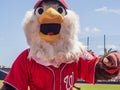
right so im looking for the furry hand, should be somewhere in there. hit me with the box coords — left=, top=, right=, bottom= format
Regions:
left=102, top=52, right=120, bottom=69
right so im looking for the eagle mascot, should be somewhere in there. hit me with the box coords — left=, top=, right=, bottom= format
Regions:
left=1, top=0, right=120, bottom=90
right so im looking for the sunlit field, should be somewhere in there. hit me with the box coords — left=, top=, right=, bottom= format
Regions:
left=0, top=80, right=3, bottom=88
left=73, top=83, right=120, bottom=90
left=0, top=80, right=3, bottom=85
left=0, top=81, right=120, bottom=90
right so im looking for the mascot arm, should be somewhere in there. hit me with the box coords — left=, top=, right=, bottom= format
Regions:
left=78, top=52, right=99, bottom=83
left=95, top=51, right=120, bottom=80
left=0, top=49, right=29, bottom=90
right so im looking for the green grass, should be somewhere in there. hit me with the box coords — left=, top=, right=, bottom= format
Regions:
left=0, top=82, right=119, bottom=90
left=74, top=84, right=120, bottom=90
left=0, top=80, right=3, bottom=85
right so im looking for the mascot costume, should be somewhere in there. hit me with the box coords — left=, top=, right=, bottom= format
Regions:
left=1, top=0, right=120, bottom=90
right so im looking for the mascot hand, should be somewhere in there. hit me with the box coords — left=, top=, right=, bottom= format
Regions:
left=95, top=51, right=120, bottom=80
left=102, top=52, right=120, bottom=68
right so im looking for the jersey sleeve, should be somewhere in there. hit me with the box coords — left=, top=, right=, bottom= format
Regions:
left=78, top=51, right=99, bottom=83
left=4, top=49, right=30, bottom=90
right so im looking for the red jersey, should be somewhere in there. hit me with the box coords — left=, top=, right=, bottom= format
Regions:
left=4, top=49, right=98, bottom=90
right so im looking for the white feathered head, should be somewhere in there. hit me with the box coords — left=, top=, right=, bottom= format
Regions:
left=22, top=0, right=85, bottom=67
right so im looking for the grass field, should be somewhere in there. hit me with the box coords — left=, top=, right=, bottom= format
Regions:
left=74, top=83, right=120, bottom=90
left=0, top=81, right=120, bottom=90
left=0, top=80, right=3, bottom=85
left=0, top=80, right=3, bottom=88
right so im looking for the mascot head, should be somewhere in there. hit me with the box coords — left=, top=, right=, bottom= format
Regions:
left=23, top=0, right=85, bottom=67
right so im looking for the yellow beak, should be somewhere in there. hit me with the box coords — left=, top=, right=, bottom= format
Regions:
left=38, top=8, right=63, bottom=42
left=39, top=8, right=63, bottom=24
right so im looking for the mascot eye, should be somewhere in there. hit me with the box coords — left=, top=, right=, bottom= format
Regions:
left=57, top=6, right=67, bottom=16
left=35, top=7, right=44, bottom=17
